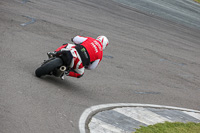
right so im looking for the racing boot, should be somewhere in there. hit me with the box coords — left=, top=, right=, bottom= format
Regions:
left=60, top=70, right=70, bottom=80
left=60, top=74, right=65, bottom=80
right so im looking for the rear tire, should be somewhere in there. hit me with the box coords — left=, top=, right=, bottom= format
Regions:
left=35, top=58, right=63, bottom=77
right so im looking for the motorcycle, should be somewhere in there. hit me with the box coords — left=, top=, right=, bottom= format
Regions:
left=35, top=52, right=69, bottom=78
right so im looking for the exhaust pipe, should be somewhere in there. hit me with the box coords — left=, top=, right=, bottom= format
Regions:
left=54, top=66, right=67, bottom=77
left=60, top=66, right=67, bottom=71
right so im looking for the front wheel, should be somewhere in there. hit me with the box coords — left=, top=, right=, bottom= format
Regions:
left=35, top=58, right=63, bottom=77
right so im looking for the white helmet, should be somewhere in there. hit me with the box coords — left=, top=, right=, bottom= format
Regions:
left=96, top=35, right=109, bottom=50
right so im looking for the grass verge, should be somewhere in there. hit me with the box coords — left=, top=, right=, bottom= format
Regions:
left=194, top=0, right=200, bottom=3
left=134, top=122, right=200, bottom=133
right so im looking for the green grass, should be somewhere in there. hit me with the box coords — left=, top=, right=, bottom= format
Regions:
left=194, top=0, right=200, bottom=3
left=134, top=122, right=200, bottom=133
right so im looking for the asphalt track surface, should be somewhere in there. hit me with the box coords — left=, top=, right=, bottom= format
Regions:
left=1, top=0, right=200, bottom=133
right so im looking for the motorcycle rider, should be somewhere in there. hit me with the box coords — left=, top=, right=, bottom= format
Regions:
left=47, top=35, right=109, bottom=79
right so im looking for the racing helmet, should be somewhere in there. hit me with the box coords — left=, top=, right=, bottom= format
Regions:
left=96, top=35, right=109, bottom=50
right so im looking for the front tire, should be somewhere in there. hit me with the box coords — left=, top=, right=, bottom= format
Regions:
left=35, top=58, right=63, bottom=77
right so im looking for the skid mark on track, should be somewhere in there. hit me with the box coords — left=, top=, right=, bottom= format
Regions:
left=160, top=58, right=186, bottom=66
left=103, top=55, right=114, bottom=59
left=134, top=91, right=161, bottom=95
left=21, top=0, right=29, bottom=4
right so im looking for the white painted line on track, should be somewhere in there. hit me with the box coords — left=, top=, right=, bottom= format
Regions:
left=183, top=111, right=200, bottom=120
left=20, top=16, right=36, bottom=26
left=79, top=103, right=200, bottom=133
left=114, top=107, right=171, bottom=125
left=89, top=118, right=127, bottom=133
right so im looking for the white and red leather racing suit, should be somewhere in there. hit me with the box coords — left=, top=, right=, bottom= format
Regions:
left=55, top=36, right=103, bottom=78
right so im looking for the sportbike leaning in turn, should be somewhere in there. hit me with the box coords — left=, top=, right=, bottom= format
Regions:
left=35, top=35, right=109, bottom=80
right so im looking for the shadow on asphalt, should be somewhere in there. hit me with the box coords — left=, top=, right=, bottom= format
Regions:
left=36, top=76, right=79, bottom=89
left=34, top=74, right=91, bottom=94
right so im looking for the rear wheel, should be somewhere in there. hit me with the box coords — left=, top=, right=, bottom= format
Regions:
left=35, top=58, right=63, bottom=77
